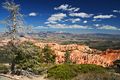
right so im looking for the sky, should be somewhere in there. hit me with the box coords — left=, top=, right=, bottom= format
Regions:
left=0, top=0, right=120, bottom=34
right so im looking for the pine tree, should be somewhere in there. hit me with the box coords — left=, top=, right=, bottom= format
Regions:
left=42, top=45, right=55, bottom=63
left=64, top=50, right=71, bottom=64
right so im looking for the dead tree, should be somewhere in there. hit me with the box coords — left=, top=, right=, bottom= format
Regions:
left=2, top=0, right=26, bottom=38
left=2, top=0, right=26, bottom=74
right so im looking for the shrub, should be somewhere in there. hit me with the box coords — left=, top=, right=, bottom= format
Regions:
left=74, top=64, right=106, bottom=73
left=0, top=64, right=9, bottom=74
left=47, top=64, right=77, bottom=80
left=112, top=60, right=120, bottom=73
left=47, top=64, right=106, bottom=80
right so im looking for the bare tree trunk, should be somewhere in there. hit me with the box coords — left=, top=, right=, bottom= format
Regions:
left=11, top=59, right=15, bottom=74
left=10, top=40, right=16, bottom=74
left=2, top=1, right=26, bottom=75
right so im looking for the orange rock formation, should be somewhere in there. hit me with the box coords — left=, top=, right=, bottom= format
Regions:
left=0, top=37, right=120, bottom=67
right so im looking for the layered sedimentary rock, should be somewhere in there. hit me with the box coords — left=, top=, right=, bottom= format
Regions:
left=0, top=37, right=120, bottom=67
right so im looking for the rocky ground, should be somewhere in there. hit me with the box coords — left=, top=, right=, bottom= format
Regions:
left=19, top=75, right=47, bottom=80
left=0, top=74, right=47, bottom=80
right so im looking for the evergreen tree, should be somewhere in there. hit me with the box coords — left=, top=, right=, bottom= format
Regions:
left=42, top=45, right=55, bottom=63
left=64, top=50, right=71, bottom=64
left=0, top=41, right=44, bottom=74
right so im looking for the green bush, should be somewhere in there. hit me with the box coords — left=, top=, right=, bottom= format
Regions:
left=74, top=64, right=106, bottom=73
left=47, top=64, right=106, bottom=80
left=112, top=60, right=120, bottom=73
left=0, top=64, right=9, bottom=74
left=47, top=64, right=77, bottom=80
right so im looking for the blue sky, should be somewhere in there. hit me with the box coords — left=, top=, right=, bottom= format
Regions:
left=0, top=0, right=120, bottom=34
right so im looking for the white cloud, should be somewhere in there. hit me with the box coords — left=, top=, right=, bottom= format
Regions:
left=54, top=4, right=80, bottom=12
left=98, top=25, right=119, bottom=30
left=54, top=4, right=68, bottom=11
left=29, top=12, right=37, bottom=16
left=33, top=26, right=48, bottom=29
left=47, top=23, right=88, bottom=29
left=94, top=15, right=115, bottom=19
left=71, top=18, right=81, bottom=23
left=94, top=24, right=100, bottom=27
left=47, top=13, right=67, bottom=23
left=92, top=19, right=102, bottom=22
left=113, top=10, right=120, bottom=13
left=65, top=18, right=81, bottom=23
left=69, top=12, right=93, bottom=18
left=83, top=20, right=88, bottom=23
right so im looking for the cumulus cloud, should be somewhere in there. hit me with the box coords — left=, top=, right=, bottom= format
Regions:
left=92, top=19, right=102, bottom=22
left=54, top=4, right=80, bottom=12
left=65, top=18, right=81, bottom=23
left=94, top=24, right=100, bottom=27
left=47, top=13, right=67, bottom=23
left=47, top=23, right=88, bottom=29
left=98, top=25, right=119, bottom=30
left=69, top=12, right=93, bottom=18
left=34, top=26, right=48, bottom=29
left=113, top=10, right=120, bottom=13
left=94, top=15, right=115, bottom=19
left=29, top=12, right=38, bottom=16
left=83, top=20, right=88, bottom=23
left=54, top=4, right=68, bottom=11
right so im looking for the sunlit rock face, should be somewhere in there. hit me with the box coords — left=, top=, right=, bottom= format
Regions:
left=35, top=41, right=120, bottom=67
left=47, top=45, right=120, bottom=67
left=0, top=37, right=120, bottom=67
left=69, top=49, right=120, bottom=67
left=70, top=50, right=106, bottom=67
left=100, top=49, right=120, bottom=66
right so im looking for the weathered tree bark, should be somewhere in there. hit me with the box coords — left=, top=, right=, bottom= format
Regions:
left=11, top=59, right=15, bottom=74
